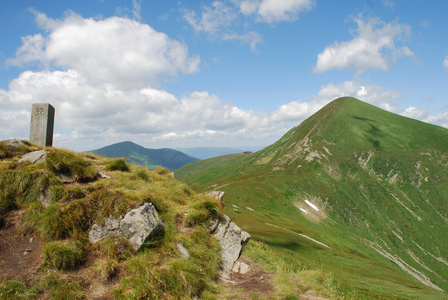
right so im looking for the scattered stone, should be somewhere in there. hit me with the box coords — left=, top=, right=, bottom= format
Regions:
left=39, top=188, right=51, bottom=207
left=213, top=214, right=251, bottom=280
left=18, top=150, right=47, bottom=164
left=232, top=261, right=250, bottom=274
left=176, top=242, right=190, bottom=258
left=208, top=191, right=225, bottom=202
left=4, top=139, right=30, bottom=147
left=99, top=171, right=111, bottom=179
left=89, top=203, right=164, bottom=251
left=57, top=173, right=75, bottom=183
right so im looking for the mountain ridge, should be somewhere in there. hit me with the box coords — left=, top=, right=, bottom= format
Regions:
left=175, top=97, right=448, bottom=298
left=89, top=140, right=200, bottom=170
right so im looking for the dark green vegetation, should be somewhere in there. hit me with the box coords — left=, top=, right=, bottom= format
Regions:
left=90, top=141, right=199, bottom=170
left=0, top=142, right=223, bottom=299
left=175, top=97, right=448, bottom=299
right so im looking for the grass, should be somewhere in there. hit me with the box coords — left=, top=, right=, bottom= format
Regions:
left=0, top=144, right=227, bottom=299
left=176, top=97, right=448, bottom=299
left=43, top=240, right=84, bottom=270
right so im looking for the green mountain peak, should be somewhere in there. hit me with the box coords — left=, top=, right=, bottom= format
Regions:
left=176, top=97, right=448, bottom=298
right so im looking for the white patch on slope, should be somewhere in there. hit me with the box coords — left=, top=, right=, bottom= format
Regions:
left=305, top=200, right=320, bottom=212
left=365, top=240, right=444, bottom=292
left=299, top=208, right=309, bottom=214
left=265, top=223, right=330, bottom=248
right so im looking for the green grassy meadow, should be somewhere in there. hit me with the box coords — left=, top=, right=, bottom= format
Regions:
left=175, top=97, right=448, bottom=299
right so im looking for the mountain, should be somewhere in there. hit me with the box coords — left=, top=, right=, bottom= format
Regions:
left=175, top=97, right=448, bottom=298
left=89, top=141, right=199, bottom=170
left=175, top=147, right=259, bottom=160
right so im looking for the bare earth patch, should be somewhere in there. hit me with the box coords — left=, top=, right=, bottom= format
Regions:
left=0, top=210, right=42, bottom=283
left=223, top=255, right=274, bottom=299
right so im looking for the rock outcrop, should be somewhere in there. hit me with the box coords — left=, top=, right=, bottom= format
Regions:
left=208, top=191, right=251, bottom=280
left=18, top=150, right=47, bottom=164
left=89, top=203, right=164, bottom=251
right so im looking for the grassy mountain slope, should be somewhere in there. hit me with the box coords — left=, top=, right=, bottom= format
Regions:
left=175, top=97, right=448, bottom=298
left=175, top=147, right=255, bottom=160
left=90, top=141, right=199, bottom=170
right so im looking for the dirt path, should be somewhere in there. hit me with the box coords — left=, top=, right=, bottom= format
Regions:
left=222, top=255, right=274, bottom=299
left=0, top=211, right=42, bottom=283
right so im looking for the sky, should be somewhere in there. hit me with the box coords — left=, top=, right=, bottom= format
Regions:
left=0, top=0, right=447, bottom=151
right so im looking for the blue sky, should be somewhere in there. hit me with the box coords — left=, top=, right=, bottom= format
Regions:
left=1, top=0, right=447, bottom=151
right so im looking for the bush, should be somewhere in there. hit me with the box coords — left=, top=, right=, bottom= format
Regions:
left=43, top=240, right=84, bottom=270
left=105, top=158, right=130, bottom=172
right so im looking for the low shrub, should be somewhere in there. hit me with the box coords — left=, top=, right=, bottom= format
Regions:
left=43, top=240, right=84, bottom=270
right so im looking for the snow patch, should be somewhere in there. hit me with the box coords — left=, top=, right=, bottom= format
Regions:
left=300, top=208, right=309, bottom=214
left=246, top=207, right=254, bottom=212
left=305, top=200, right=320, bottom=212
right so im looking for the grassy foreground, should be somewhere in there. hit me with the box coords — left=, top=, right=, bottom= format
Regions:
left=0, top=142, right=223, bottom=299
left=0, top=141, right=354, bottom=299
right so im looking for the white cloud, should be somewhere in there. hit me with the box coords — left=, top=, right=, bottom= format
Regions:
left=444, top=56, right=448, bottom=69
left=183, top=1, right=238, bottom=35
left=315, top=80, right=402, bottom=111
left=222, top=32, right=262, bottom=51
left=314, top=16, right=414, bottom=73
left=402, top=106, right=448, bottom=128
left=183, top=0, right=313, bottom=50
left=8, top=12, right=200, bottom=90
left=236, top=0, right=314, bottom=23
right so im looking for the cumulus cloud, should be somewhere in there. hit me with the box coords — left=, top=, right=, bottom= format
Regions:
left=7, top=12, right=200, bottom=90
left=314, top=16, right=414, bottom=73
left=316, top=80, right=402, bottom=111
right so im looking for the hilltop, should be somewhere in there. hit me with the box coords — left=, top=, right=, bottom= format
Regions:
left=89, top=141, right=199, bottom=170
left=175, top=97, right=448, bottom=298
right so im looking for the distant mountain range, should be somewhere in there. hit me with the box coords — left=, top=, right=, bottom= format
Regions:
left=175, top=97, right=448, bottom=297
left=89, top=141, right=199, bottom=170
left=175, top=146, right=262, bottom=160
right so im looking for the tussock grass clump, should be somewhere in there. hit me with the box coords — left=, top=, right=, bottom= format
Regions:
left=43, top=240, right=84, bottom=270
left=37, top=273, right=85, bottom=299
left=0, top=278, right=39, bottom=300
left=114, top=227, right=221, bottom=299
left=104, top=158, right=130, bottom=172
left=94, top=258, right=120, bottom=280
left=46, top=149, right=99, bottom=182
left=184, top=195, right=223, bottom=227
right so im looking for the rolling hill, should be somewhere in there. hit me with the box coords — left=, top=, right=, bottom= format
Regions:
left=89, top=141, right=199, bottom=170
left=175, top=97, right=448, bottom=298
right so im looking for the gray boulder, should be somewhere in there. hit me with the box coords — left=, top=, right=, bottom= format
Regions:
left=120, top=203, right=164, bottom=250
left=89, top=217, right=121, bottom=243
left=89, top=203, right=164, bottom=251
left=18, top=150, right=47, bottom=164
left=214, top=214, right=251, bottom=280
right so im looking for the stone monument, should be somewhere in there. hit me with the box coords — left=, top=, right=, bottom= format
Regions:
left=29, top=103, right=55, bottom=147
